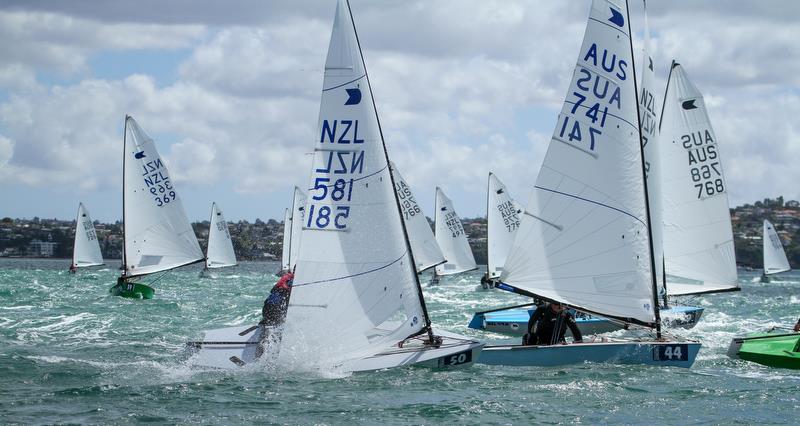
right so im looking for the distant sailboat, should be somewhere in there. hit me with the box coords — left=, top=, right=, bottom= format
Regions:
left=433, top=187, right=477, bottom=283
left=280, top=208, right=292, bottom=274
left=486, top=173, right=522, bottom=286
left=761, top=219, right=791, bottom=282
left=477, top=0, right=700, bottom=368
left=111, top=116, right=204, bottom=299
left=279, top=187, right=306, bottom=275
left=189, top=0, right=482, bottom=372
left=70, top=202, right=104, bottom=272
left=392, top=162, right=445, bottom=273
left=658, top=61, right=739, bottom=300
left=201, top=202, right=237, bottom=277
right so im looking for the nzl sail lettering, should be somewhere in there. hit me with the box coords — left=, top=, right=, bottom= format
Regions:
left=396, top=180, right=422, bottom=221
left=681, top=129, right=724, bottom=199
left=307, top=118, right=366, bottom=230
left=558, top=42, right=627, bottom=153
left=639, top=83, right=657, bottom=178
left=445, top=211, right=465, bottom=238
left=140, top=156, right=176, bottom=207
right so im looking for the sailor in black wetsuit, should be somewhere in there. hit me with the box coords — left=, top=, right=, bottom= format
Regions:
left=523, top=302, right=583, bottom=346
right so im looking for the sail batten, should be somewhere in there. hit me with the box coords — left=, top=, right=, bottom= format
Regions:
left=122, top=116, right=203, bottom=277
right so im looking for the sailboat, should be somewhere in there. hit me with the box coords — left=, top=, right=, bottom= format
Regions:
left=657, top=61, right=739, bottom=311
left=485, top=173, right=522, bottom=286
left=761, top=219, right=791, bottom=282
left=188, top=0, right=482, bottom=372
left=392, top=162, right=446, bottom=273
left=477, top=0, right=700, bottom=367
left=200, top=202, right=237, bottom=277
left=69, top=202, right=104, bottom=272
left=110, top=115, right=204, bottom=299
left=278, top=187, right=306, bottom=276
left=432, top=187, right=477, bottom=283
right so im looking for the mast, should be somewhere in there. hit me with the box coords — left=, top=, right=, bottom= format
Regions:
left=626, top=0, right=661, bottom=338
left=485, top=174, right=491, bottom=279
left=72, top=203, right=81, bottom=267
left=344, top=0, right=434, bottom=342
left=657, top=60, right=676, bottom=133
left=205, top=202, right=215, bottom=268
left=121, top=115, right=129, bottom=277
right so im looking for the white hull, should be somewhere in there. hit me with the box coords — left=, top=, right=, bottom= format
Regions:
left=187, top=325, right=483, bottom=372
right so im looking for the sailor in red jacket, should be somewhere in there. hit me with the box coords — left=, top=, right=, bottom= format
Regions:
left=260, top=272, right=294, bottom=327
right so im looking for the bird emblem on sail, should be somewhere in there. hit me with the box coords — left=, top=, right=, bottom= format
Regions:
left=134, top=151, right=146, bottom=159
left=608, top=8, right=624, bottom=27
left=682, top=99, right=698, bottom=110
left=345, top=87, right=362, bottom=105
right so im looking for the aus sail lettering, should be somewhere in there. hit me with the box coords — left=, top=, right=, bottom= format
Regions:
left=681, top=129, right=725, bottom=199
left=496, top=200, right=520, bottom=232
left=140, top=156, right=176, bottom=207
left=395, top=180, right=422, bottom=220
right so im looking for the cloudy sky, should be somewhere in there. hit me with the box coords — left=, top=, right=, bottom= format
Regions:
left=0, top=0, right=798, bottom=223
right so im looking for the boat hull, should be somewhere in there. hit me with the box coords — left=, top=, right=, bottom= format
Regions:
left=478, top=340, right=700, bottom=368
left=187, top=325, right=483, bottom=372
left=728, top=332, right=800, bottom=369
left=109, top=282, right=154, bottom=299
left=470, top=305, right=703, bottom=336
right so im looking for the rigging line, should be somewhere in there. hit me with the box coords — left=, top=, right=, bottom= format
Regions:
left=535, top=185, right=645, bottom=227
left=587, top=16, right=629, bottom=38
left=321, top=74, right=366, bottom=92
left=537, top=164, right=634, bottom=220
left=540, top=196, right=629, bottom=257
left=564, top=98, right=637, bottom=130
left=291, top=252, right=406, bottom=287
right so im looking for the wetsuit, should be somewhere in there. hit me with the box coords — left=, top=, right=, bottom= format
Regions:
left=260, top=273, right=293, bottom=327
left=523, top=304, right=583, bottom=345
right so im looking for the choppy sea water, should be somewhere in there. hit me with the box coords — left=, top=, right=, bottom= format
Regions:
left=0, top=258, right=798, bottom=424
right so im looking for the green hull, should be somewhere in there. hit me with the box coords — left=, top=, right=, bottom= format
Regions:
left=109, top=282, right=155, bottom=299
left=737, top=333, right=800, bottom=369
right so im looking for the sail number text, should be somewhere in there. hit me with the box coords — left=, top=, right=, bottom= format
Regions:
left=444, top=211, right=466, bottom=239
left=681, top=129, right=725, bottom=199
left=306, top=119, right=366, bottom=230
left=141, top=158, right=176, bottom=207
left=396, top=179, right=422, bottom=221
left=82, top=219, right=97, bottom=241
left=496, top=200, right=521, bottom=232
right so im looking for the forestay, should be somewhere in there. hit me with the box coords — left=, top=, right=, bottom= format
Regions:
left=659, top=63, right=738, bottom=295
left=288, top=187, right=306, bottom=272
left=763, top=220, right=790, bottom=275
left=434, top=187, right=478, bottom=276
left=72, top=202, right=104, bottom=267
left=501, top=0, right=657, bottom=325
left=281, top=208, right=291, bottom=271
left=392, top=162, right=445, bottom=273
left=206, top=202, right=237, bottom=269
left=487, top=173, right=522, bottom=279
left=280, top=0, right=428, bottom=366
left=122, top=116, right=204, bottom=277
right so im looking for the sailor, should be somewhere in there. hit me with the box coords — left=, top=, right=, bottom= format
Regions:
left=259, top=272, right=294, bottom=327
left=523, top=302, right=583, bottom=346
left=480, top=274, right=490, bottom=289
left=68, top=264, right=77, bottom=274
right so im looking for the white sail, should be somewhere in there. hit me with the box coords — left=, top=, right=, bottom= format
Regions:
left=434, top=187, right=478, bottom=276
left=763, top=219, right=790, bottom=275
left=122, top=116, right=204, bottom=277
left=392, top=162, right=445, bottom=273
left=72, top=202, right=104, bottom=267
left=487, top=173, right=522, bottom=279
left=638, top=2, right=665, bottom=294
left=658, top=63, right=738, bottom=296
left=288, top=187, right=306, bottom=272
left=205, top=202, right=237, bottom=269
left=281, top=0, right=428, bottom=365
left=501, top=0, right=657, bottom=325
left=281, top=208, right=291, bottom=272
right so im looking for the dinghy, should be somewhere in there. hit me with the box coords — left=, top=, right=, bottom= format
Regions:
left=392, top=163, right=445, bottom=273
left=69, top=202, right=104, bottom=272
left=485, top=173, right=522, bottom=287
left=278, top=187, right=306, bottom=276
left=760, top=219, right=791, bottom=282
left=110, top=116, right=204, bottom=299
left=188, top=0, right=482, bottom=372
left=200, top=202, right=237, bottom=278
left=433, top=187, right=477, bottom=283
left=477, top=0, right=700, bottom=368
left=656, top=60, right=739, bottom=323
left=728, top=331, right=800, bottom=370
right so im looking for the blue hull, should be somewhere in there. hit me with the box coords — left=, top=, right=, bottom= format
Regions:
left=479, top=341, right=700, bottom=368
left=469, top=305, right=704, bottom=336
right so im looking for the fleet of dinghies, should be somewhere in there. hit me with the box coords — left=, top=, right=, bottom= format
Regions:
left=60, top=0, right=796, bottom=373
